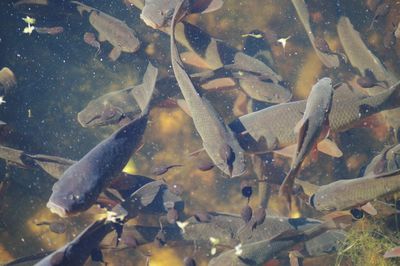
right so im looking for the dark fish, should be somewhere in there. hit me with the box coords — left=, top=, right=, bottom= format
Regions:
left=151, top=164, right=182, bottom=175
left=196, top=160, right=215, bottom=171
left=279, top=78, right=335, bottom=205
left=47, top=112, right=149, bottom=217
left=170, top=0, right=246, bottom=178
left=83, top=32, right=100, bottom=55
left=35, top=219, right=113, bottom=266
left=140, top=0, right=223, bottom=29
left=78, top=62, right=158, bottom=127
left=241, top=205, right=252, bottom=223
left=36, top=221, right=67, bottom=234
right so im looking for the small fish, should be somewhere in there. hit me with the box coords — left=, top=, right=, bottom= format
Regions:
left=34, top=26, right=63, bottom=35
left=151, top=164, right=182, bottom=175
left=83, top=32, right=101, bottom=55
left=279, top=78, right=335, bottom=205
left=71, top=1, right=140, bottom=61
left=47, top=70, right=154, bottom=217
left=0, top=67, right=16, bottom=92
left=241, top=205, right=252, bottom=223
left=35, top=219, right=113, bottom=266
left=140, top=0, right=223, bottom=29
left=197, top=160, right=215, bottom=171
left=309, top=168, right=400, bottom=213
left=170, top=0, right=246, bottom=178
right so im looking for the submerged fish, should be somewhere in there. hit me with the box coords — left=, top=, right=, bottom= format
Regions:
left=230, top=81, right=400, bottom=154
left=170, top=0, right=245, bottom=178
left=0, top=67, right=16, bottom=92
left=83, top=32, right=101, bottom=55
left=71, top=1, right=140, bottom=61
left=35, top=219, right=113, bottom=266
left=78, top=62, right=158, bottom=127
left=279, top=78, right=335, bottom=204
left=309, top=168, right=400, bottom=212
left=140, top=0, right=223, bottom=29
left=34, top=26, right=64, bottom=35
left=364, top=144, right=400, bottom=176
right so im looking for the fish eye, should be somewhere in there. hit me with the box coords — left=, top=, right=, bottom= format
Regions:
left=350, top=208, right=364, bottom=220
left=309, top=194, right=315, bottom=208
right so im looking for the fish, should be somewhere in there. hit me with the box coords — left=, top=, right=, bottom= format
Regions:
left=291, top=0, right=340, bottom=68
left=34, top=219, right=114, bottom=266
left=47, top=65, right=156, bottom=217
left=33, top=26, right=63, bottom=35
left=369, top=3, right=390, bottom=29
left=279, top=78, right=335, bottom=205
left=337, top=16, right=400, bottom=141
left=78, top=62, right=158, bottom=127
left=36, top=221, right=67, bottom=234
left=140, top=0, right=223, bottom=29
left=71, top=1, right=140, bottom=61
left=170, top=0, right=245, bottom=178
left=229, top=81, right=400, bottom=154
left=364, top=144, right=400, bottom=176
left=208, top=219, right=340, bottom=266
left=309, top=168, right=400, bottom=213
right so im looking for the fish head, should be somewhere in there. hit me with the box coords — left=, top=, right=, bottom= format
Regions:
left=78, top=101, right=126, bottom=127
left=238, top=75, right=292, bottom=103
left=140, top=0, right=177, bottom=29
left=47, top=174, right=102, bottom=217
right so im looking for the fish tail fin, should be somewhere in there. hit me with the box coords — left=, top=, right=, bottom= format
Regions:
left=71, top=1, right=92, bottom=16
left=132, top=62, right=158, bottom=117
left=279, top=167, right=299, bottom=209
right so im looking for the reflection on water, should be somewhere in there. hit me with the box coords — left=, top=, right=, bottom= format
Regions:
left=0, top=0, right=400, bottom=265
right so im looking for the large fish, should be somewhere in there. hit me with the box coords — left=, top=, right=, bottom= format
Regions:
left=78, top=63, right=159, bottom=127
left=170, top=0, right=245, bottom=178
left=140, top=0, right=223, bottom=29
left=71, top=1, right=140, bottom=61
left=364, top=144, right=400, bottom=176
left=47, top=64, right=157, bottom=217
left=34, top=219, right=113, bottom=266
left=279, top=78, right=335, bottom=204
left=230, top=81, right=400, bottom=154
left=309, top=168, right=400, bottom=212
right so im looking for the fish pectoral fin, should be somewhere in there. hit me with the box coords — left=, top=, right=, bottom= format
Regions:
left=316, top=139, right=343, bottom=158
left=321, top=211, right=353, bottom=229
left=274, top=144, right=297, bottom=159
left=109, top=47, right=121, bottom=61
left=131, top=62, right=158, bottom=113
left=90, top=247, right=104, bottom=262
left=360, top=202, right=378, bottom=216
left=191, top=0, right=224, bottom=14
left=294, top=118, right=305, bottom=135
left=180, top=51, right=212, bottom=69
left=176, top=99, right=192, bottom=117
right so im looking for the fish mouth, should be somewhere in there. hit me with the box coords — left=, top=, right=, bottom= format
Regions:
left=47, top=201, right=70, bottom=218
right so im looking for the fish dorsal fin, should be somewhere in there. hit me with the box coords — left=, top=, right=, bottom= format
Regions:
left=71, top=1, right=94, bottom=15
left=180, top=51, right=212, bottom=69
left=360, top=202, right=377, bottom=216
left=130, top=180, right=165, bottom=206
left=190, top=0, right=224, bottom=14
left=176, top=99, right=192, bottom=117
left=333, top=83, right=367, bottom=100
left=316, top=139, right=343, bottom=158
left=131, top=62, right=158, bottom=115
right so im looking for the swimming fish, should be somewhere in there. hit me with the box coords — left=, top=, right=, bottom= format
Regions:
left=35, top=219, right=114, bottom=266
left=279, top=78, right=335, bottom=205
left=140, top=0, right=223, bottom=29
left=170, top=0, right=245, bottom=178
left=34, top=26, right=64, bottom=35
left=364, top=144, right=400, bottom=176
left=71, top=1, right=140, bottom=61
left=0, top=67, right=17, bottom=92
left=78, top=62, right=158, bottom=127
left=309, top=168, right=400, bottom=213
left=229, top=81, right=400, bottom=154
left=83, top=32, right=101, bottom=55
